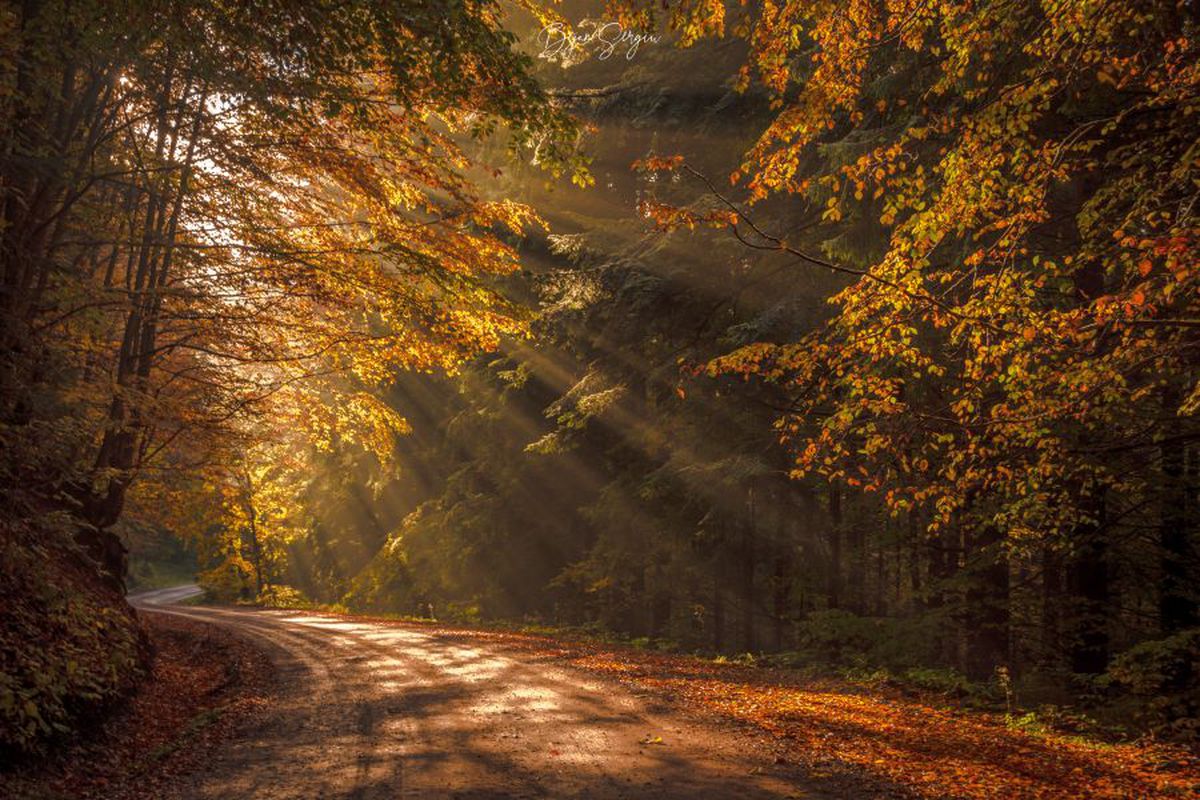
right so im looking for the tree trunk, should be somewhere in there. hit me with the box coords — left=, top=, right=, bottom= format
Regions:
left=908, top=510, right=923, bottom=605
left=848, top=510, right=865, bottom=614
left=827, top=481, right=842, bottom=609
left=773, top=497, right=791, bottom=651
left=75, top=525, right=127, bottom=591
left=712, top=547, right=725, bottom=652
left=1068, top=487, right=1110, bottom=675
left=964, top=524, right=1010, bottom=680
left=1159, top=387, right=1198, bottom=633
left=929, top=524, right=960, bottom=667
left=741, top=486, right=756, bottom=652
left=1041, top=544, right=1063, bottom=668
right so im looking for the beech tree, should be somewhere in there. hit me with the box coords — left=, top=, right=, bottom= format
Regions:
left=631, top=0, right=1198, bottom=677
left=0, top=0, right=582, bottom=586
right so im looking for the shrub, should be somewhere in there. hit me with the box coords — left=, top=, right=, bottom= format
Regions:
left=794, top=609, right=880, bottom=665
left=900, top=667, right=974, bottom=696
left=197, top=558, right=253, bottom=603
left=0, top=523, right=144, bottom=757
left=1106, top=628, right=1200, bottom=740
left=792, top=609, right=947, bottom=671
left=256, top=585, right=315, bottom=609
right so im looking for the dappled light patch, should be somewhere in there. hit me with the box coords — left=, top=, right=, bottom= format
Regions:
left=363, top=616, right=1200, bottom=800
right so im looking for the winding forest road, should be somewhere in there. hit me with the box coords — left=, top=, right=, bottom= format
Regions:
left=130, top=587, right=824, bottom=800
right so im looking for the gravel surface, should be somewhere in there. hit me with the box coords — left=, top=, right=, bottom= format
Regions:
left=131, top=587, right=825, bottom=799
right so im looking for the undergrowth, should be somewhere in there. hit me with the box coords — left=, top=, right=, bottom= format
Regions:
left=0, top=518, right=145, bottom=759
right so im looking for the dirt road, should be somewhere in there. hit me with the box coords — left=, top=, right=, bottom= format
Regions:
left=130, top=587, right=824, bottom=799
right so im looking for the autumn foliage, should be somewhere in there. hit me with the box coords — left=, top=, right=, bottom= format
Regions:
left=0, top=0, right=577, bottom=753
left=624, top=0, right=1200, bottom=695
left=2, top=0, right=1198, bottom=775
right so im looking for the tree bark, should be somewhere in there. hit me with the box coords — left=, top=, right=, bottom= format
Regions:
left=773, top=494, right=792, bottom=650
left=1159, top=386, right=1198, bottom=633
left=1041, top=544, right=1063, bottom=668
left=1068, top=487, right=1110, bottom=675
left=741, top=486, right=756, bottom=652
left=827, top=481, right=842, bottom=610
left=712, top=545, right=725, bottom=651
left=964, top=524, right=1010, bottom=680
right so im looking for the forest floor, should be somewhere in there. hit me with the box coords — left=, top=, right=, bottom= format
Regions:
left=7, top=590, right=1200, bottom=799
left=4, top=609, right=273, bottom=800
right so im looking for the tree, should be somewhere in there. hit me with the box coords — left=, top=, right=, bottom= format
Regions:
left=630, top=0, right=1198, bottom=681
left=0, top=0, right=586, bottom=753
left=0, top=0, right=583, bottom=587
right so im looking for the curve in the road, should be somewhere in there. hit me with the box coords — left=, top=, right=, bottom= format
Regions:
left=130, top=591, right=825, bottom=800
